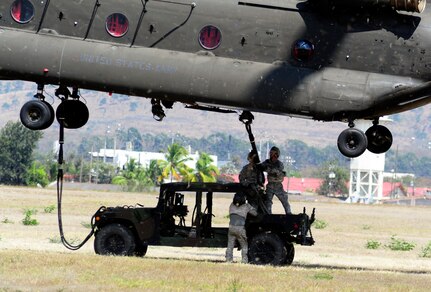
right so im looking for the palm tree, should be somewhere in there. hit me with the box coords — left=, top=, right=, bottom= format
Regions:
left=112, top=159, right=152, bottom=191
left=158, top=143, right=191, bottom=182
left=185, top=152, right=220, bottom=183
left=144, top=159, right=162, bottom=186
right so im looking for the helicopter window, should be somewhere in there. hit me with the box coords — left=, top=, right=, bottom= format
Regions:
left=10, top=0, right=34, bottom=24
left=106, top=13, right=129, bottom=38
left=198, top=25, right=222, bottom=50
left=292, top=39, right=315, bottom=62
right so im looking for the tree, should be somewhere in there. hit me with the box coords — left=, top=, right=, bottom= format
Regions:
left=112, top=159, right=150, bottom=191
left=183, top=152, right=220, bottom=183
left=26, top=161, right=49, bottom=187
left=158, top=143, right=190, bottom=182
left=316, top=160, right=349, bottom=197
left=144, top=160, right=163, bottom=186
left=0, top=121, right=42, bottom=185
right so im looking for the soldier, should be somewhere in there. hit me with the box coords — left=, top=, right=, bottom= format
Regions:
left=259, top=146, right=292, bottom=214
left=225, top=192, right=258, bottom=263
left=239, top=150, right=266, bottom=212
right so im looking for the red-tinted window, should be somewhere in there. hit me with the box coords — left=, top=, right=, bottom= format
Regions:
left=199, top=25, right=222, bottom=50
left=292, top=40, right=315, bottom=62
left=10, top=0, right=34, bottom=24
left=106, top=13, right=129, bottom=38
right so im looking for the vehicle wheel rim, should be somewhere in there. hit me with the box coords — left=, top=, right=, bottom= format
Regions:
left=252, top=241, right=276, bottom=264
left=105, top=235, right=126, bottom=254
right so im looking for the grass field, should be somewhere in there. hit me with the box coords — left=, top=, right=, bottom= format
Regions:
left=1, top=185, right=431, bottom=291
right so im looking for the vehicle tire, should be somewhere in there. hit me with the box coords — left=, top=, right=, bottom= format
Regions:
left=20, top=100, right=54, bottom=130
left=94, top=224, right=136, bottom=256
left=135, top=243, right=148, bottom=257
left=248, top=233, right=287, bottom=266
left=365, top=125, right=393, bottom=154
left=284, top=242, right=295, bottom=266
left=337, top=128, right=368, bottom=158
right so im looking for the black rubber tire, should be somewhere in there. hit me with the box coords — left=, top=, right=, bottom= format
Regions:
left=56, top=99, right=89, bottom=129
left=135, top=243, right=148, bottom=257
left=42, top=100, right=55, bottom=128
left=20, top=100, right=54, bottom=130
left=94, top=224, right=136, bottom=256
left=249, top=233, right=287, bottom=266
left=365, top=125, right=393, bottom=154
left=337, top=128, right=368, bottom=158
left=284, top=242, right=295, bottom=266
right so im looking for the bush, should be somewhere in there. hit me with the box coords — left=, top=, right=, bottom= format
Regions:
left=22, top=208, right=39, bottom=226
left=313, top=219, right=328, bottom=229
left=386, top=235, right=415, bottom=251
left=44, top=205, right=56, bottom=213
left=2, top=218, right=14, bottom=224
left=365, top=240, right=381, bottom=249
left=419, top=242, right=431, bottom=258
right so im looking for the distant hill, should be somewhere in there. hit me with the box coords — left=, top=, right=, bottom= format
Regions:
left=0, top=81, right=430, bottom=157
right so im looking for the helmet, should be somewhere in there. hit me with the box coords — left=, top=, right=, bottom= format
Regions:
left=233, top=192, right=246, bottom=206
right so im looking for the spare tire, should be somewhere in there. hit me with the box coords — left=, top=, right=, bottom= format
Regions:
left=249, top=233, right=287, bottom=266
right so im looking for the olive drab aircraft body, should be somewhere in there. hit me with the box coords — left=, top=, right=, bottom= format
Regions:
left=0, top=0, right=430, bottom=157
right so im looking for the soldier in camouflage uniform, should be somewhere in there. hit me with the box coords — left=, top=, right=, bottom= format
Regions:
left=239, top=151, right=267, bottom=213
left=225, top=192, right=258, bottom=263
left=259, top=146, right=292, bottom=215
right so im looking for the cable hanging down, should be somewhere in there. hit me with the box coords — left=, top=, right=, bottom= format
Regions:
left=56, top=117, right=95, bottom=250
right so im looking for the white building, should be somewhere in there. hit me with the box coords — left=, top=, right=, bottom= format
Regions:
left=90, top=148, right=218, bottom=170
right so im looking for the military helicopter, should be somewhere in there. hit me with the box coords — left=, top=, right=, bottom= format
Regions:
left=0, top=0, right=430, bottom=158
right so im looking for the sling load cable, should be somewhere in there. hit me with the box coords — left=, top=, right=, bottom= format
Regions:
left=56, top=117, right=98, bottom=250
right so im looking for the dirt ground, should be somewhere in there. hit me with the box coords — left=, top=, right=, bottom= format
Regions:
left=1, top=184, right=431, bottom=274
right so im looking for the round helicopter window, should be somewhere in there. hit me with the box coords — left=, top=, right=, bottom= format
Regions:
left=199, top=25, right=222, bottom=50
left=106, top=13, right=129, bottom=38
left=292, top=40, right=315, bottom=62
left=10, top=0, right=34, bottom=24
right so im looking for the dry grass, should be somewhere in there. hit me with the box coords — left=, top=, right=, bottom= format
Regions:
left=1, top=185, right=431, bottom=291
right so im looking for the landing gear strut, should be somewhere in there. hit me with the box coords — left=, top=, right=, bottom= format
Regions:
left=20, top=84, right=89, bottom=130
left=337, top=118, right=393, bottom=158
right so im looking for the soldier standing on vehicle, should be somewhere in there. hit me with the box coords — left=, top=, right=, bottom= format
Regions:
left=226, top=192, right=258, bottom=263
left=239, top=150, right=267, bottom=213
left=259, top=146, right=292, bottom=214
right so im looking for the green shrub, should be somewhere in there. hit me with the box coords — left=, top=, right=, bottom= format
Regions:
left=386, top=235, right=415, bottom=251
left=313, top=272, right=333, bottom=280
left=44, top=205, right=56, bottom=213
left=362, top=224, right=371, bottom=230
left=313, top=219, right=328, bottom=229
left=22, top=208, right=39, bottom=226
left=2, top=218, right=14, bottom=224
left=419, top=241, right=431, bottom=258
left=366, top=240, right=381, bottom=249
left=81, top=222, right=91, bottom=229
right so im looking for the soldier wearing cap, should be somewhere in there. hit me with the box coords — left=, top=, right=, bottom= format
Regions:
left=225, top=192, right=258, bottom=263
left=259, top=146, right=292, bottom=214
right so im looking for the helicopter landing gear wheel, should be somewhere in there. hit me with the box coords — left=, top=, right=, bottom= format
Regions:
left=365, top=125, right=393, bottom=154
left=20, top=99, right=55, bottom=130
left=337, top=128, right=368, bottom=158
left=56, top=99, right=89, bottom=129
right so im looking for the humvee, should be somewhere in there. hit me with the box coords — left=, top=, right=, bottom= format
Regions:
left=93, top=182, right=315, bottom=266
